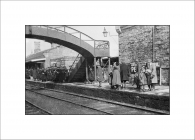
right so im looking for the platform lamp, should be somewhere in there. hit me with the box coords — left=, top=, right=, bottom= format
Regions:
left=103, top=27, right=108, bottom=37
left=102, top=27, right=119, bottom=77
left=102, top=27, right=118, bottom=37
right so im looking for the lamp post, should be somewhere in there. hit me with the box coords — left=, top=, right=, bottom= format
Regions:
left=103, top=27, right=119, bottom=77
left=103, top=27, right=108, bottom=37
left=103, top=27, right=118, bottom=37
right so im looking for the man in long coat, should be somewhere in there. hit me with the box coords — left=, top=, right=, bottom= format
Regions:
left=96, top=65, right=104, bottom=87
left=41, top=68, right=46, bottom=82
left=108, top=65, right=113, bottom=87
left=37, top=68, right=40, bottom=81
left=120, top=62, right=129, bottom=88
left=88, top=67, right=95, bottom=84
left=55, top=68, right=60, bottom=82
left=112, top=62, right=121, bottom=90
left=32, top=68, right=37, bottom=81
left=58, top=68, right=64, bottom=83
left=30, top=68, right=33, bottom=78
left=150, top=63, right=158, bottom=90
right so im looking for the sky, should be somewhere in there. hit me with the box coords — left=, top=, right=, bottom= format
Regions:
left=26, top=26, right=119, bottom=57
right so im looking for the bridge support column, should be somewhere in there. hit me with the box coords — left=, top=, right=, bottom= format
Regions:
left=108, top=57, right=111, bottom=73
left=85, top=59, right=89, bottom=82
left=100, top=58, right=103, bottom=66
left=94, top=57, right=96, bottom=82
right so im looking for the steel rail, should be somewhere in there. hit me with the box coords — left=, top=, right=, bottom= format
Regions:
left=26, top=84, right=169, bottom=115
left=26, top=88, right=113, bottom=115
left=25, top=100, right=52, bottom=115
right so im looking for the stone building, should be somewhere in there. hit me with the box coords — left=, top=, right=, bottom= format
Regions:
left=117, top=25, right=170, bottom=85
left=26, top=45, right=78, bottom=69
left=44, top=46, right=79, bottom=68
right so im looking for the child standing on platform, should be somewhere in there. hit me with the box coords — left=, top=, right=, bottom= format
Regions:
left=133, top=72, right=140, bottom=89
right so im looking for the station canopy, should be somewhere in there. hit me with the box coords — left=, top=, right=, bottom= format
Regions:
left=26, top=48, right=55, bottom=63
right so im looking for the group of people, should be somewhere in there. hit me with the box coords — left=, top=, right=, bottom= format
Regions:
left=94, top=61, right=157, bottom=91
left=94, top=62, right=125, bottom=89
left=26, top=61, right=157, bottom=92
left=134, top=62, right=157, bottom=92
left=25, top=67, right=69, bottom=83
left=108, top=62, right=129, bottom=90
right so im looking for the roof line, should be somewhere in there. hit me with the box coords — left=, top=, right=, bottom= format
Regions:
left=26, top=46, right=58, bottom=59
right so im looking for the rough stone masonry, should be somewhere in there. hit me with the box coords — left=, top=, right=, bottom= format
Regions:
left=118, top=25, right=170, bottom=85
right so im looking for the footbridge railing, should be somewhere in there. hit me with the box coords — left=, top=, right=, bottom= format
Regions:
left=69, top=53, right=82, bottom=73
left=29, top=25, right=110, bottom=57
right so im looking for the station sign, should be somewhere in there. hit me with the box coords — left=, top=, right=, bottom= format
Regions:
left=130, top=63, right=138, bottom=74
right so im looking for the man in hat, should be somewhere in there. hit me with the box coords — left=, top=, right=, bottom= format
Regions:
left=147, top=59, right=157, bottom=90
left=120, top=61, right=130, bottom=89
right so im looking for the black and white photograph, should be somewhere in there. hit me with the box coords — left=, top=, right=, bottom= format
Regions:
left=1, top=1, right=194, bottom=139
left=25, top=25, right=170, bottom=115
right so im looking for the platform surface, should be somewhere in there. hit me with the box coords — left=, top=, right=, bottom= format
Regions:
left=69, top=82, right=169, bottom=96
left=26, top=79, right=169, bottom=96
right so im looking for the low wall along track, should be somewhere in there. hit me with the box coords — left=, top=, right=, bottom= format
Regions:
left=25, top=83, right=169, bottom=115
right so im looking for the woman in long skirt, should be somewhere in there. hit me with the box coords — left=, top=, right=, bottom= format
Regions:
left=150, top=63, right=158, bottom=90
left=112, top=62, right=121, bottom=90
left=139, top=67, right=147, bottom=92
left=88, top=67, right=95, bottom=84
left=96, top=65, right=104, bottom=87
left=145, top=63, right=152, bottom=91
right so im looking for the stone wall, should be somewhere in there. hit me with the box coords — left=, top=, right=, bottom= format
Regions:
left=119, top=26, right=153, bottom=63
left=161, top=68, right=169, bottom=85
left=154, top=26, right=170, bottom=68
left=119, top=25, right=170, bottom=84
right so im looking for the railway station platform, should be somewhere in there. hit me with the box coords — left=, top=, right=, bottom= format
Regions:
left=26, top=79, right=170, bottom=112
left=69, top=82, right=169, bottom=96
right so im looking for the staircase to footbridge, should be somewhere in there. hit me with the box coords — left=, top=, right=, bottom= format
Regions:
left=25, top=25, right=110, bottom=82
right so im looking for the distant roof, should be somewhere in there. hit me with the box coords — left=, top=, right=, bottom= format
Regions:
left=120, top=26, right=136, bottom=30
left=26, top=47, right=56, bottom=62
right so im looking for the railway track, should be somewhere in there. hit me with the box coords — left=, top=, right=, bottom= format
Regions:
left=25, top=84, right=169, bottom=115
left=25, top=101, right=51, bottom=115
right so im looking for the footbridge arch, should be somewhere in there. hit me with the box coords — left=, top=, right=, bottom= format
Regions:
left=25, top=26, right=110, bottom=59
